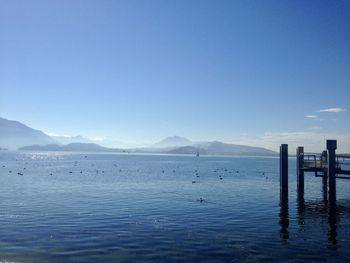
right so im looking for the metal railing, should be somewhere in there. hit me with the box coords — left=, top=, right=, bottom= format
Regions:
left=300, top=153, right=327, bottom=170
left=336, top=154, right=350, bottom=171
left=299, top=152, right=350, bottom=175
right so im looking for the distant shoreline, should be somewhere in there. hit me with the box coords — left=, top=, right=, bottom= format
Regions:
left=3, top=149, right=278, bottom=159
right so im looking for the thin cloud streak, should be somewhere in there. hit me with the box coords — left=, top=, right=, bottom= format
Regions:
left=235, top=131, right=350, bottom=153
left=318, top=108, right=347, bottom=113
left=45, top=132, right=73, bottom=138
left=305, top=115, right=318, bottom=118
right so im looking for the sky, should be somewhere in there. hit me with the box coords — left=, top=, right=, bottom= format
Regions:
left=1, top=0, right=350, bottom=151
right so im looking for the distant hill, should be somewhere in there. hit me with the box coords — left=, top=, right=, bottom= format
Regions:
left=50, top=135, right=92, bottom=145
left=131, top=140, right=276, bottom=156
left=160, top=141, right=276, bottom=156
left=153, top=136, right=193, bottom=148
left=0, top=117, right=57, bottom=150
left=193, top=141, right=276, bottom=156
left=19, top=143, right=123, bottom=152
left=166, top=146, right=207, bottom=155
left=50, top=134, right=138, bottom=149
left=19, top=141, right=276, bottom=156
left=2, top=117, right=276, bottom=156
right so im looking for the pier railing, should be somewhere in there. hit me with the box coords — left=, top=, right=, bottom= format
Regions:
left=280, top=140, right=349, bottom=243
left=292, top=141, right=349, bottom=202
left=298, top=152, right=350, bottom=175
left=336, top=154, right=350, bottom=176
left=336, top=154, right=350, bottom=169
left=299, top=152, right=327, bottom=171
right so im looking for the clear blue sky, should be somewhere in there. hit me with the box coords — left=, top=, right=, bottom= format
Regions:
left=1, top=0, right=350, bottom=150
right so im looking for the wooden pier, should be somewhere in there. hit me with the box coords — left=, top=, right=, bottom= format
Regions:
left=280, top=140, right=350, bottom=201
left=279, top=140, right=349, bottom=241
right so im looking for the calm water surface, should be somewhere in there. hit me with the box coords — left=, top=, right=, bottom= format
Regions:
left=0, top=152, right=349, bottom=262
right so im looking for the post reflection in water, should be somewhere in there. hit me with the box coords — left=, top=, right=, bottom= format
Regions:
left=279, top=194, right=289, bottom=241
left=328, top=199, right=338, bottom=248
left=296, top=194, right=339, bottom=249
left=297, top=192, right=305, bottom=231
left=322, top=174, right=328, bottom=203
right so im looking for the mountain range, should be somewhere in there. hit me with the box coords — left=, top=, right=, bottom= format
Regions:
left=19, top=143, right=123, bottom=152
left=129, top=140, right=276, bottom=156
left=1, top=117, right=277, bottom=156
left=0, top=117, right=56, bottom=150
left=152, top=136, right=193, bottom=148
left=167, top=141, right=276, bottom=156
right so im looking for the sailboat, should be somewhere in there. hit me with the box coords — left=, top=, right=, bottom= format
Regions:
left=196, top=151, right=200, bottom=157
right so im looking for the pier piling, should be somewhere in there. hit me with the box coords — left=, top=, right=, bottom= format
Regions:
left=327, top=140, right=337, bottom=201
left=280, top=144, right=288, bottom=199
left=322, top=150, right=328, bottom=201
left=297, top=146, right=304, bottom=195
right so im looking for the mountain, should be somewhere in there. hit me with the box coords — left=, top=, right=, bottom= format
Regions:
left=19, top=141, right=277, bottom=156
left=19, top=143, right=123, bottom=152
left=132, top=140, right=276, bottom=156
left=1, top=117, right=276, bottom=156
left=153, top=141, right=276, bottom=156
left=0, top=117, right=57, bottom=150
left=152, top=136, right=193, bottom=148
left=166, top=146, right=207, bottom=155
left=18, top=141, right=276, bottom=156
left=193, top=141, right=276, bottom=156
left=50, top=135, right=140, bottom=148
left=50, top=135, right=92, bottom=145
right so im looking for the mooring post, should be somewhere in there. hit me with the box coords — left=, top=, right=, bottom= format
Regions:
left=327, top=140, right=337, bottom=201
left=296, top=146, right=304, bottom=195
left=280, top=144, right=288, bottom=199
left=322, top=150, right=328, bottom=199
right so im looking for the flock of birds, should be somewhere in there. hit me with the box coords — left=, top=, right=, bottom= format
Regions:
left=1, top=155, right=270, bottom=204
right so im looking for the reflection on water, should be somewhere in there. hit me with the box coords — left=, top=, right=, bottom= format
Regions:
left=277, top=169, right=350, bottom=260
left=328, top=200, right=338, bottom=248
left=295, top=194, right=346, bottom=249
left=296, top=193, right=306, bottom=232
left=323, top=175, right=328, bottom=202
left=0, top=152, right=349, bottom=262
left=279, top=196, right=289, bottom=241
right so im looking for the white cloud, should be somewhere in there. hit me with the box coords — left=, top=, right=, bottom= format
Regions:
left=305, top=115, right=318, bottom=118
left=233, top=131, right=350, bottom=153
left=45, top=132, right=72, bottom=138
left=259, top=132, right=350, bottom=153
left=318, top=108, right=347, bottom=113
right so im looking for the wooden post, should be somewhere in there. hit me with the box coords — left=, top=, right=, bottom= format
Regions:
left=297, top=146, right=304, bottom=195
left=323, top=170, right=328, bottom=202
left=327, top=140, right=337, bottom=201
left=322, top=150, right=328, bottom=201
left=280, top=144, right=288, bottom=199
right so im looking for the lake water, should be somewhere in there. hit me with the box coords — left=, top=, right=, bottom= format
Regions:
left=0, top=152, right=349, bottom=262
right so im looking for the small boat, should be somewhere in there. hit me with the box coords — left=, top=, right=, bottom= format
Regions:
left=196, top=151, right=200, bottom=157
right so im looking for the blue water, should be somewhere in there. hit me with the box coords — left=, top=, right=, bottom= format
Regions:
left=0, top=152, right=349, bottom=262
